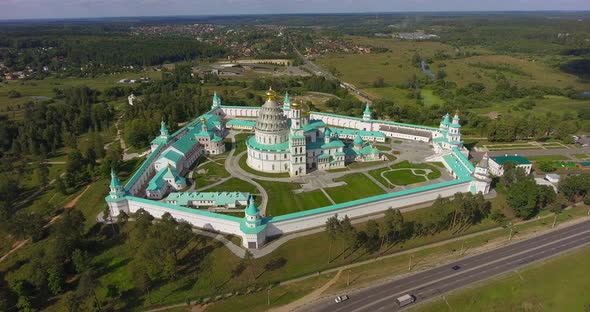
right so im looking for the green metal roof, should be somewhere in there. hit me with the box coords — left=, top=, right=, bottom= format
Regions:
left=363, top=102, right=371, bottom=115
left=240, top=218, right=267, bottom=234
left=442, top=113, right=451, bottom=125
left=302, top=120, right=326, bottom=132
left=110, top=170, right=122, bottom=188
left=227, top=119, right=256, bottom=127
left=172, top=133, right=197, bottom=154
left=158, top=149, right=183, bottom=164
left=246, top=135, right=289, bottom=152
left=245, top=196, right=259, bottom=216
left=220, top=105, right=261, bottom=109
left=146, top=167, right=169, bottom=191
left=165, top=191, right=250, bottom=207
left=491, top=155, right=531, bottom=165
left=354, top=134, right=363, bottom=145
left=332, top=128, right=386, bottom=139
left=124, top=144, right=163, bottom=191
left=452, top=147, right=475, bottom=172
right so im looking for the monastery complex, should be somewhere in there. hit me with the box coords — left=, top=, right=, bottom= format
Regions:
left=106, top=88, right=492, bottom=249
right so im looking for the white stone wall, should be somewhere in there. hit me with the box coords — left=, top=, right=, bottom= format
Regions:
left=247, top=148, right=290, bottom=172
left=126, top=197, right=243, bottom=235
left=221, top=107, right=260, bottom=118
left=266, top=181, right=471, bottom=236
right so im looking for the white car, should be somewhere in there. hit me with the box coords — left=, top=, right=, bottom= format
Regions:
left=335, top=295, right=349, bottom=303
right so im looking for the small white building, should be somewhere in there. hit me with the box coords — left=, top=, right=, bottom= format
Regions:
left=164, top=192, right=250, bottom=208
left=545, top=173, right=560, bottom=183
left=489, top=155, right=532, bottom=176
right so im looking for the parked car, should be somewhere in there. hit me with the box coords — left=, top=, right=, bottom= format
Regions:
left=335, top=295, right=349, bottom=303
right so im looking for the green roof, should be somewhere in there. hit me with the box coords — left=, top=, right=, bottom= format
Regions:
left=246, top=135, right=289, bottom=152
left=245, top=196, right=259, bottom=216
left=146, top=167, right=169, bottom=191
left=442, top=113, right=451, bottom=125
left=363, top=102, right=371, bottom=115
left=332, top=128, right=386, bottom=139
left=354, top=134, right=363, bottom=145
left=452, top=147, right=475, bottom=172
left=172, top=133, right=197, bottom=154
left=492, top=155, right=531, bottom=165
left=158, top=149, right=183, bottom=165
left=240, top=218, right=268, bottom=234
left=165, top=192, right=250, bottom=207
left=124, top=144, right=164, bottom=191
left=302, top=120, right=326, bottom=132
left=227, top=119, right=256, bottom=127
left=110, top=170, right=122, bottom=188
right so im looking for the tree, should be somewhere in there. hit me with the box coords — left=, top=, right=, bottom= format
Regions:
left=54, top=175, right=67, bottom=195
left=364, top=220, right=380, bottom=252
left=373, top=77, right=386, bottom=88
left=72, top=249, right=91, bottom=274
left=47, top=263, right=65, bottom=295
left=490, top=209, right=508, bottom=226
left=325, top=214, right=340, bottom=261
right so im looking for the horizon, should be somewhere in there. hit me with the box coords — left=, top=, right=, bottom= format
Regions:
left=1, top=10, right=590, bottom=23
left=2, top=0, right=590, bottom=21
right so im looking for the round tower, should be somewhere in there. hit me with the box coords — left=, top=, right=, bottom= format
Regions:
left=254, top=87, right=289, bottom=145
left=212, top=91, right=221, bottom=109
left=362, top=102, right=372, bottom=121
left=109, top=169, right=125, bottom=199
left=244, top=196, right=261, bottom=228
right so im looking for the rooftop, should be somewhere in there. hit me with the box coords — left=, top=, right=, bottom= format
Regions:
left=492, top=155, right=531, bottom=165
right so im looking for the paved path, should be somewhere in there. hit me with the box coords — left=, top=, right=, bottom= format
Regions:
left=362, top=172, right=391, bottom=192
left=270, top=270, right=343, bottom=312
left=305, top=217, right=590, bottom=312
left=224, top=133, right=269, bottom=214
left=321, top=188, right=336, bottom=205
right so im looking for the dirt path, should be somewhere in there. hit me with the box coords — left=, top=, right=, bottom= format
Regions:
left=269, top=270, right=343, bottom=312
left=0, top=182, right=94, bottom=264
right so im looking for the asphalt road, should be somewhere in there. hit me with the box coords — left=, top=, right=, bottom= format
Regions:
left=304, top=219, right=590, bottom=312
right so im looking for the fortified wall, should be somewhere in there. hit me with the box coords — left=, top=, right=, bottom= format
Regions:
left=106, top=96, right=490, bottom=250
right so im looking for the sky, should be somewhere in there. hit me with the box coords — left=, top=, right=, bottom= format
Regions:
left=1, top=0, right=590, bottom=20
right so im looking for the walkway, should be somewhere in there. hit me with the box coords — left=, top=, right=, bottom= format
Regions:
left=269, top=270, right=343, bottom=312
left=224, top=132, right=269, bottom=215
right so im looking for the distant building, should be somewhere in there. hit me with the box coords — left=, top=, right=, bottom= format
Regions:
left=489, top=155, right=532, bottom=176
left=164, top=192, right=250, bottom=208
left=128, top=93, right=136, bottom=106
left=545, top=173, right=560, bottom=183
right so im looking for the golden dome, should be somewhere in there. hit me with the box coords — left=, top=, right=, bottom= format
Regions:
left=290, top=101, right=300, bottom=109
left=265, top=87, right=277, bottom=101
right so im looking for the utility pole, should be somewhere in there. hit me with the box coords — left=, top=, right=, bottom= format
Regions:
left=267, top=288, right=270, bottom=306
left=515, top=269, right=524, bottom=281
left=460, top=240, right=465, bottom=256
left=508, top=222, right=515, bottom=241
left=347, top=270, right=350, bottom=286
left=442, top=295, right=452, bottom=310
left=552, top=214, right=558, bottom=228
left=408, top=255, right=414, bottom=271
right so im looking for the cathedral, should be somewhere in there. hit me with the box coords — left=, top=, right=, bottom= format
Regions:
left=246, top=88, right=383, bottom=176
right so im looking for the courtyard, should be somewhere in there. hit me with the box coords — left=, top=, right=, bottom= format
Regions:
left=181, top=130, right=453, bottom=217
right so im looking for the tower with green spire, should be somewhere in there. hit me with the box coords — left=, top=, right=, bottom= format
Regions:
left=362, top=102, right=372, bottom=121
left=244, top=196, right=262, bottom=228
left=160, top=119, right=169, bottom=137
left=212, top=91, right=221, bottom=109
left=108, top=169, right=125, bottom=200
left=283, top=91, right=291, bottom=111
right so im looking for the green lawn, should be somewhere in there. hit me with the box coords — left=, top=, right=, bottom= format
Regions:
left=421, top=89, right=444, bottom=106
left=324, top=173, right=386, bottom=203
left=383, top=169, right=426, bottom=186
left=192, top=161, right=230, bottom=189
left=412, top=245, right=590, bottom=312
left=234, top=132, right=253, bottom=155
left=573, top=153, right=590, bottom=159
left=255, top=180, right=332, bottom=216
left=203, top=178, right=259, bottom=194
left=392, top=160, right=442, bottom=180
left=526, top=155, right=572, bottom=162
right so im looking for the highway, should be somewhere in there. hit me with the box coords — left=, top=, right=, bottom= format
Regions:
left=303, top=219, right=590, bottom=312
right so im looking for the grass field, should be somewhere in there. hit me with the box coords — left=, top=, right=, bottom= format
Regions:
left=255, top=180, right=332, bottom=216
left=192, top=160, right=231, bottom=189
left=382, top=169, right=427, bottom=186
left=392, top=161, right=443, bottom=180
left=324, top=173, right=386, bottom=203
left=203, top=178, right=259, bottom=194
left=412, top=245, right=590, bottom=312
left=526, top=155, right=572, bottom=162
left=471, top=95, right=590, bottom=117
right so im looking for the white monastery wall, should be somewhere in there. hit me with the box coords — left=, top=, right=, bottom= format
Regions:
left=126, top=197, right=243, bottom=236
left=266, top=181, right=471, bottom=236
